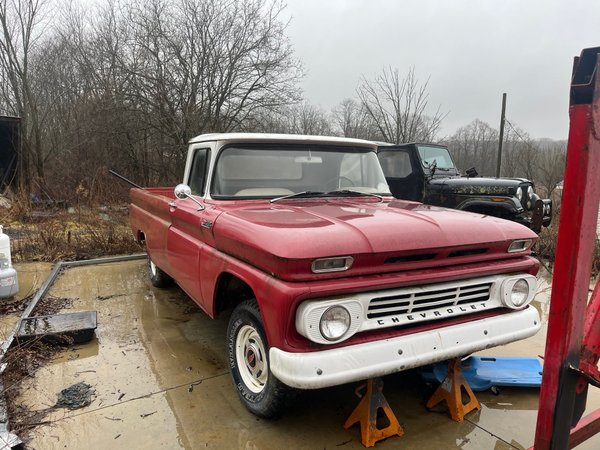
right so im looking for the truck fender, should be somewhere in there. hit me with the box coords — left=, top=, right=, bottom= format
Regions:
left=201, top=246, right=291, bottom=346
left=210, top=267, right=291, bottom=349
left=213, top=270, right=257, bottom=317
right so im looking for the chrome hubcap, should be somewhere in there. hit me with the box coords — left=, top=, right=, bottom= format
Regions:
left=236, top=325, right=268, bottom=393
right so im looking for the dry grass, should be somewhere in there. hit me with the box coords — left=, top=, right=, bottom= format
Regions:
left=1, top=199, right=142, bottom=262
left=536, top=228, right=600, bottom=275
left=1, top=337, right=74, bottom=442
left=534, top=200, right=600, bottom=275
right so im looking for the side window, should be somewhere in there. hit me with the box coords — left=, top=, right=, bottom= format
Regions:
left=188, top=148, right=209, bottom=195
left=377, top=151, right=414, bottom=178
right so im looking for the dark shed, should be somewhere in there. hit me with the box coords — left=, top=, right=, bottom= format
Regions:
left=0, top=116, right=20, bottom=190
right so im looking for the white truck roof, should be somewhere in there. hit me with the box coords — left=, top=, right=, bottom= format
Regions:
left=188, top=133, right=377, bottom=149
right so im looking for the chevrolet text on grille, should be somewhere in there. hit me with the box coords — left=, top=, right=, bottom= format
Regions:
left=375, top=302, right=489, bottom=326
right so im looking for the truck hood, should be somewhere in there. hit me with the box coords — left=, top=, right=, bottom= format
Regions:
left=212, top=198, right=536, bottom=281
left=429, top=176, right=529, bottom=196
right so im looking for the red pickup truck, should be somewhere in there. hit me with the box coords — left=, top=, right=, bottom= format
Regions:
left=129, top=133, right=541, bottom=418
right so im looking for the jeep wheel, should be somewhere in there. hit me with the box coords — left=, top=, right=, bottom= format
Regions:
left=147, top=255, right=173, bottom=288
left=227, top=299, right=292, bottom=418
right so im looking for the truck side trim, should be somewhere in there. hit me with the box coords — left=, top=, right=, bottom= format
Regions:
left=270, top=305, right=540, bottom=389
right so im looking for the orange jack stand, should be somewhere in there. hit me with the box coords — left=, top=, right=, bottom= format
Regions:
left=426, top=357, right=481, bottom=422
left=344, top=377, right=404, bottom=447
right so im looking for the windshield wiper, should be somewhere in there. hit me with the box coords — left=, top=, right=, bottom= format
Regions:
left=271, top=190, right=385, bottom=203
left=326, top=190, right=384, bottom=202
left=270, top=191, right=325, bottom=203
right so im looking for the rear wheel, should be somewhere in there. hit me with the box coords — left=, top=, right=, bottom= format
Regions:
left=227, top=299, right=292, bottom=418
left=147, top=255, right=173, bottom=288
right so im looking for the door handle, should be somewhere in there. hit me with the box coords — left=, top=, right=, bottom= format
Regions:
left=168, top=201, right=177, bottom=209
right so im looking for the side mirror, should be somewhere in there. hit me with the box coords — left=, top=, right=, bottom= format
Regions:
left=173, top=184, right=204, bottom=211
left=174, top=184, right=192, bottom=199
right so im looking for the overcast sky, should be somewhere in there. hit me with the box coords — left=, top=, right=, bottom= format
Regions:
left=284, top=0, right=600, bottom=140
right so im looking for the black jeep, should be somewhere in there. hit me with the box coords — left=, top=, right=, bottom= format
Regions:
left=376, top=143, right=552, bottom=232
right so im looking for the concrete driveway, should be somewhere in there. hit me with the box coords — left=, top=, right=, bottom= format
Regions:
left=9, top=259, right=600, bottom=449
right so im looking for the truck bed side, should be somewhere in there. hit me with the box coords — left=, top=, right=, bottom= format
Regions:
left=129, top=187, right=175, bottom=276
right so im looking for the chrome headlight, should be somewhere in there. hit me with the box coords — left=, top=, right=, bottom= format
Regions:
left=319, top=306, right=351, bottom=341
left=511, top=279, right=530, bottom=306
left=501, top=276, right=536, bottom=309
left=515, top=187, right=523, bottom=201
left=526, top=186, right=534, bottom=209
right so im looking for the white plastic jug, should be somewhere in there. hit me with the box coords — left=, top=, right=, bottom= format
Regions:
left=0, top=225, right=17, bottom=298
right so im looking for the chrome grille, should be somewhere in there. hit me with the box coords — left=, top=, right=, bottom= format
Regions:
left=367, top=282, right=492, bottom=319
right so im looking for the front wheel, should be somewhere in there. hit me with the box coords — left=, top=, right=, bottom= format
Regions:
left=227, top=299, right=293, bottom=418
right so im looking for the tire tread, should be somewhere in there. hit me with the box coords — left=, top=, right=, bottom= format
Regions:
left=227, top=299, right=296, bottom=418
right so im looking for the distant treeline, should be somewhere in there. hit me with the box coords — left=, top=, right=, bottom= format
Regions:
left=0, top=0, right=565, bottom=203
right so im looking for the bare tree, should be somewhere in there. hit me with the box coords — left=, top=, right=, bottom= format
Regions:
left=39, top=0, right=146, bottom=191
left=0, top=0, right=51, bottom=190
left=536, top=140, right=566, bottom=196
left=241, top=102, right=331, bottom=135
left=444, top=119, right=498, bottom=175
left=115, top=0, right=303, bottom=182
left=356, top=67, right=446, bottom=144
left=16, top=0, right=303, bottom=192
left=331, top=98, right=378, bottom=140
left=287, top=102, right=331, bottom=135
left=446, top=118, right=566, bottom=193
left=502, top=120, right=538, bottom=180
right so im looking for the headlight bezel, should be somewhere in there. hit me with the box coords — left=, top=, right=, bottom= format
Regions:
left=296, top=299, right=363, bottom=344
left=501, top=276, right=536, bottom=309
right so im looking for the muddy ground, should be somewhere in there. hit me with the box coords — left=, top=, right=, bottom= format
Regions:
left=3, top=260, right=600, bottom=449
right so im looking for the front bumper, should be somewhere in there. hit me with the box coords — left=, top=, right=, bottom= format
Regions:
left=270, top=306, right=540, bottom=389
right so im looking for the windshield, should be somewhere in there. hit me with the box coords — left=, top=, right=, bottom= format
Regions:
left=212, top=145, right=391, bottom=198
left=417, top=145, right=456, bottom=170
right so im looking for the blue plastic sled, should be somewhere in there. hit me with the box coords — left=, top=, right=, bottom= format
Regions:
left=419, top=356, right=543, bottom=391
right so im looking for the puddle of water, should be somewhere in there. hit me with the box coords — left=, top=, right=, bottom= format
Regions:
left=18, top=260, right=224, bottom=449
left=0, top=262, right=52, bottom=341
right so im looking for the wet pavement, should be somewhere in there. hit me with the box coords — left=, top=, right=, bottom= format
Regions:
left=0, top=263, right=52, bottom=341
left=5, top=260, right=600, bottom=449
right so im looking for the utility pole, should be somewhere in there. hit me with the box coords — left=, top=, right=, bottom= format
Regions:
left=496, top=93, right=507, bottom=178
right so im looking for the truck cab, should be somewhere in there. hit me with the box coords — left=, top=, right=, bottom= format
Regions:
left=377, top=143, right=552, bottom=232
